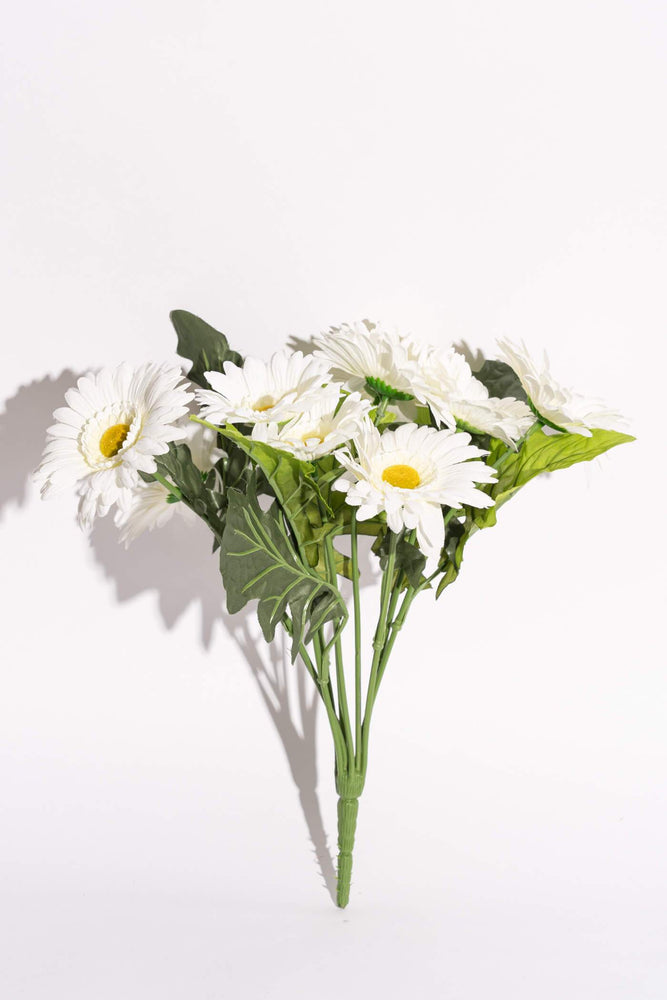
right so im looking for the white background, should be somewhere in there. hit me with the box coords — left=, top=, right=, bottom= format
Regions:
left=1, top=2, right=666, bottom=997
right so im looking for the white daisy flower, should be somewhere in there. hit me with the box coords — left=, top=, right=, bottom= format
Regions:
left=334, top=420, right=497, bottom=570
left=497, top=338, right=625, bottom=437
left=412, top=346, right=535, bottom=447
left=251, top=385, right=371, bottom=461
left=114, top=480, right=188, bottom=546
left=34, top=363, right=194, bottom=529
left=314, top=320, right=419, bottom=401
left=195, top=351, right=331, bottom=426
left=113, top=423, right=222, bottom=546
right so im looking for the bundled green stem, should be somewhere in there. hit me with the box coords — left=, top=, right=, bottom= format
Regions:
left=307, top=520, right=422, bottom=907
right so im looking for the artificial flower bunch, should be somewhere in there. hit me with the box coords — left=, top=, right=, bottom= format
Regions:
left=35, top=311, right=632, bottom=907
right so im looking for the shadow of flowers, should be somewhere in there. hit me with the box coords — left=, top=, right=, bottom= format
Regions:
left=1, top=369, right=360, bottom=901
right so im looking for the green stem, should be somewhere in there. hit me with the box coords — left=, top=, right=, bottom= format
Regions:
left=189, top=414, right=223, bottom=435
left=375, top=562, right=441, bottom=689
left=375, top=585, right=418, bottom=688
left=152, top=470, right=183, bottom=501
left=372, top=397, right=389, bottom=424
left=360, top=531, right=397, bottom=767
left=324, top=536, right=354, bottom=763
left=284, top=616, right=347, bottom=773
left=350, top=512, right=363, bottom=769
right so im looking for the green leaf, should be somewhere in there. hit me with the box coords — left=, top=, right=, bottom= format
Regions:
left=217, top=426, right=333, bottom=566
left=474, top=359, right=528, bottom=402
left=170, top=310, right=243, bottom=389
left=153, top=442, right=226, bottom=537
left=220, top=489, right=348, bottom=661
left=474, top=426, right=635, bottom=529
left=377, top=531, right=427, bottom=588
left=435, top=513, right=472, bottom=597
left=155, top=442, right=206, bottom=501
left=415, top=405, right=432, bottom=427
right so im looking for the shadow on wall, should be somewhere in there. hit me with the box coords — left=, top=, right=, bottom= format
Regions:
left=1, top=370, right=354, bottom=902
left=0, top=369, right=79, bottom=517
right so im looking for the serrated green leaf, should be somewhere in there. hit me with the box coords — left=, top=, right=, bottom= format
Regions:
left=155, top=442, right=206, bottom=500
left=153, top=442, right=227, bottom=537
left=474, top=359, right=528, bottom=402
left=217, top=426, right=332, bottom=566
left=474, top=426, right=635, bottom=529
left=170, top=310, right=243, bottom=389
left=220, top=489, right=347, bottom=661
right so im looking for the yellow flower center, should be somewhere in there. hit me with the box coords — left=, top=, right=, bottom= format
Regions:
left=382, top=464, right=421, bottom=489
left=99, top=423, right=131, bottom=458
left=253, top=395, right=276, bottom=412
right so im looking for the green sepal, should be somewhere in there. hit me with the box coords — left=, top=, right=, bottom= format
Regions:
left=365, top=375, right=414, bottom=402
left=219, top=488, right=348, bottom=661
left=526, top=396, right=569, bottom=434
left=170, top=309, right=243, bottom=389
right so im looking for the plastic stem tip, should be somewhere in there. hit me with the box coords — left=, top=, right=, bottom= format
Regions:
left=336, top=796, right=359, bottom=908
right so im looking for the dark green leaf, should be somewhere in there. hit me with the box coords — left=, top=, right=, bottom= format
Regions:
left=170, top=310, right=243, bottom=389
left=377, top=531, right=427, bottom=588
left=475, top=360, right=528, bottom=402
left=435, top=513, right=472, bottom=597
left=155, top=442, right=206, bottom=499
left=153, top=442, right=226, bottom=538
left=220, top=489, right=347, bottom=661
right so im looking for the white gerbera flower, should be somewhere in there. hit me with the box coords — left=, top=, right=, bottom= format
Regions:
left=412, top=346, right=535, bottom=447
left=251, top=385, right=371, bottom=461
left=195, top=351, right=331, bottom=426
left=113, top=480, right=186, bottom=545
left=314, top=320, right=419, bottom=400
left=334, top=420, right=496, bottom=569
left=34, top=363, right=193, bottom=529
left=497, top=338, right=625, bottom=437
left=113, top=422, right=223, bottom=546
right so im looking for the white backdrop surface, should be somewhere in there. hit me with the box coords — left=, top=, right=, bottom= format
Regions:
left=1, top=2, right=666, bottom=998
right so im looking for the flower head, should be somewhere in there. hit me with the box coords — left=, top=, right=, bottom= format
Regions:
left=497, top=338, right=625, bottom=436
left=412, top=346, right=535, bottom=447
left=251, top=384, right=371, bottom=460
left=34, top=363, right=193, bottom=528
left=314, top=320, right=419, bottom=401
left=334, top=420, right=496, bottom=569
left=195, top=351, right=331, bottom=426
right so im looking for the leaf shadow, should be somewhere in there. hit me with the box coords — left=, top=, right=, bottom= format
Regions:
left=0, top=369, right=379, bottom=903
left=91, top=511, right=340, bottom=899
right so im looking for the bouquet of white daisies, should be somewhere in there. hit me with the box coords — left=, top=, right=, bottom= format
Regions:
left=35, top=311, right=632, bottom=907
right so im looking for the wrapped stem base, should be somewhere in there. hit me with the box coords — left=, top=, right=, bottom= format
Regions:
left=335, top=771, right=365, bottom=908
